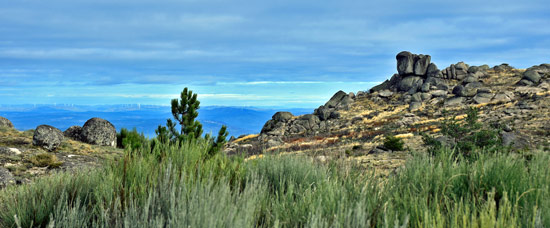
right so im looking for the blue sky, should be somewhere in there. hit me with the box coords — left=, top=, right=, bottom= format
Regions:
left=1, top=0, right=549, bottom=108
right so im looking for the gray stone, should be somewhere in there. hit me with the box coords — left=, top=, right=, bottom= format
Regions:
left=452, top=85, right=477, bottom=97
left=414, top=54, right=431, bottom=76
left=420, top=93, right=432, bottom=101
left=81, top=118, right=117, bottom=147
left=468, top=66, right=480, bottom=73
left=522, top=70, right=541, bottom=84
left=0, top=116, right=13, bottom=128
left=435, top=136, right=456, bottom=148
left=272, top=112, right=294, bottom=122
left=493, top=63, right=513, bottom=72
left=430, top=90, right=448, bottom=97
left=33, top=125, right=64, bottom=151
left=492, top=93, right=512, bottom=103
left=463, top=75, right=478, bottom=83
left=409, top=102, right=422, bottom=111
left=473, top=93, right=494, bottom=104
left=398, top=76, right=424, bottom=92
left=479, top=65, right=490, bottom=71
left=396, top=51, right=415, bottom=75
left=444, top=97, right=465, bottom=107
left=0, top=167, right=15, bottom=189
left=421, top=82, right=431, bottom=92
left=477, top=88, right=492, bottom=93
left=411, top=93, right=422, bottom=102
left=378, top=90, right=394, bottom=98
left=464, top=82, right=483, bottom=89
left=63, top=126, right=82, bottom=141
left=325, top=90, right=349, bottom=108
left=314, top=106, right=331, bottom=121
left=501, top=132, right=530, bottom=150
left=517, top=79, right=534, bottom=86
left=427, top=63, right=440, bottom=78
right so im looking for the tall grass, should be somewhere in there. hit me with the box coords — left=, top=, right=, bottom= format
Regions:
left=1, top=139, right=549, bottom=227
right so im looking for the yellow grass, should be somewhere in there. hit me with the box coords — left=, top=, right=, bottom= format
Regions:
left=233, top=134, right=259, bottom=143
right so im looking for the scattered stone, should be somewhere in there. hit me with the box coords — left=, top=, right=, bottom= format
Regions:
left=430, top=90, right=448, bottom=97
left=409, top=102, right=422, bottom=111
left=0, top=116, right=13, bottom=128
left=492, top=93, right=513, bottom=103
left=473, top=93, right=494, bottom=104
left=411, top=93, right=422, bottom=102
left=452, top=85, right=477, bottom=97
left=378, top=90, right=394, bottom=98
left=420, top=93, right=432, bottom=101
left=63, top=126, right=82, bottom=141
left=444, top=97, right=465, bottom=106
left=33, top=125, right=64, bottom=151
left=493, top=63, right=514, bottom=72
left=426, top=63, right=439, bottom=78
left=0, top=147, right=22, bottom=156
left=521, top=70, right=541, bottom=84
left=81, top=118, right=117, bottom=147
left=501, top=132, right=530, bottom=150
left=0, top=167, right=15, bottom=189
left=463, top=75, right=478, bottom=83
left=325, top=90, right=352, bottom=108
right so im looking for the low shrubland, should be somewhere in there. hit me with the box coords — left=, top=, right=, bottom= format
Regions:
left=1, top=90, right=548, bottom=227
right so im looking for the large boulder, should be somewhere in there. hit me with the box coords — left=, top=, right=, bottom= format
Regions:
left=396, top=51, right=415, bottom=75
left=426, top=63, right=440, bottom=78
left=325, top=90, right=352, bottom=108
left=272, top=112, right=294, bottom=122
left=0, top=116, right=13, bottom=128
left=81, top=118, right=117, bottom=147
left=398, top=76, right=424, bottom=93
left=414, top=54, right=431, bottom=76
left=522, top=70, right=541, bottom=84
left=33, top=125, right=64, bottom=151
left=63, top=126, right=82, bottom=141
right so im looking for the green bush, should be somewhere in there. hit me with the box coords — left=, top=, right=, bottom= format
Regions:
left=384, top=135, right=405, bottom=151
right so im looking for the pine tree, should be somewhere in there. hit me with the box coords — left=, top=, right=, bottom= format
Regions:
left=166, top=87, right=203, bottom=143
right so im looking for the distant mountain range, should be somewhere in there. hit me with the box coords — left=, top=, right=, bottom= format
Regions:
left=0, top=104, right=313, bottom=138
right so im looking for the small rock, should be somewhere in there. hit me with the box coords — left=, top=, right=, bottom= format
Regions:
left=473, top=93, right=494, bottom=104
left=444, top=97, right=465, bottom=107
left=378, top=90, right=394, bottom=98
left=463, top=75, right=478, bottom=83
left=409, top=102, right=422, bottom=111
left=0, top=167, right=15, bottom=189
left=33, top=125, right=64, bottom=151
left=430, top=90, right=448, bottom=97
left=272, top=112, right=294, bottom=122
left=420, top=93, right=432, bottom=101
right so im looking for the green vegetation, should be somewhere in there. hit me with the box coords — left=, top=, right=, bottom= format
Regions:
left=1, top=90, right=549, bottom=227
left=29, top=153, right=63, bottom=168
left=384, top=134, right=405, bottom=151
left=423, top=107, right=503, bottom=157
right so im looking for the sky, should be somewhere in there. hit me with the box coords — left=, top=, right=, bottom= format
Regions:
left=1, top=0, right=549, bottom=108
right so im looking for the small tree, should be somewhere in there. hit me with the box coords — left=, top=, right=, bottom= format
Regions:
left=165, top=87, right=203, bottom=143
left=156, top=87, right=228, bottom=157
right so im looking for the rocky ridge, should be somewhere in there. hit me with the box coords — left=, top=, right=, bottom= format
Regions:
left=226, top=52, right=550, bottom=175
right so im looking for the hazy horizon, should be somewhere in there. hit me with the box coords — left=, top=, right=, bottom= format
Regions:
left=1, top=0, right=549, bottom=107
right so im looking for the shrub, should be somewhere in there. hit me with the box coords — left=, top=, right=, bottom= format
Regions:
left=384, top=135, right=405, bottom=151
left=29, top=153, right=63, bottom=168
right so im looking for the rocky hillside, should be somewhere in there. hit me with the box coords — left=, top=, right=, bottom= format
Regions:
left=226, top=51, right=550, bottom=175
left=0, top=117, right=122, bottom=188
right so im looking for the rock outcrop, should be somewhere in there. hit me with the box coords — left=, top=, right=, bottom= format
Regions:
left=81, top=118, right=117, bottom=147
left=0, top=116, right=13, bottom=128
left=227, top=51, right=550, bottom=165
left=33, top=125, right=64, bottom=151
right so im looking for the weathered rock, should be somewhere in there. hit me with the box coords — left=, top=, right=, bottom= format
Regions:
left=396, top=51, right=415, bottom=75
left=63, top=126, right=82, bottom=141
left=464, top=82, right=483, bottom=89
left=295, top=114, right=320, bottom=131
left=414, top=54, right=431, bottom=76
left=517, top=79, right=534, bottom=86
left=492, top=93, right=513, bottom=103
left=468, top=66, right=480, bottom=73
left=421, top=82, right=431, bottom=92
left=325, top=91, right=350, bottom=108
left=452, top=85, right=477, bottom=97
left=420, top=92, right=432, bottom=101
left=463, top=75, right=478, bottom=83
left=81, top=118, right=117, bottom=147
left=0, top=167, right=15, bottom=189
left=411, top=93, right=422, bottom=102
left=398, top=76, right=424, bottom=92
left=473, top=92, right=494, bottom=104
left=314, top=106, right=331, bottom=121
left=501, top=132, right=530, bottom=150
left=409, top=102, right=422, bottom=111
left=0, top=116, right=13, bottom=128
left=426, top=63, right=439, bottom=78
left=436, top=136, right=456, bottom=148
left=378, top=90, right=394, bottom=98
left=272, top=112, right=294, bottom=122
left=444, top=97, right=465, bottom=107
left=522, top=70, right=541, bottom=84
left=454, top=62, right=469, bottom=80
left=33, top=125, right=64, bottom=151
left=430, top=90, right=448, bottom=97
